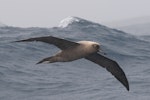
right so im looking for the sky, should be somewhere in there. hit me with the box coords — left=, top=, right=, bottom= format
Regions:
left=0, top=0, right=150, bottom=27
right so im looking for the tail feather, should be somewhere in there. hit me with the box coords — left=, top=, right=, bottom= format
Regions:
left=36, top=60, right=46, bottom=64
left=36, top=56, right=54, bottom=64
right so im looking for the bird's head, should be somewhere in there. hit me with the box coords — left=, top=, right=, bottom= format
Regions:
left=78, top=41, right=106, bottom=55
left=92, top=44, right=100, bottom=52
left=92, top=43, right=106, bottom=55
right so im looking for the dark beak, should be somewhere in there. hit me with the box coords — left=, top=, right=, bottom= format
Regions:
left=98, top=49, right=107, bottom=55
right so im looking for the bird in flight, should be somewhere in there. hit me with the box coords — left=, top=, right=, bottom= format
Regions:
left=15, top=36, right=129, bottom=91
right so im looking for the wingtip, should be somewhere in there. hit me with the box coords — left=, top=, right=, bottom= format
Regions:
left=11, top=40, right=22, bottom=43
left=123, top=78, right=129, bottom=91
left=126, top=84, right=130, bottom=91
left=13, top=40, right=28, bottom=43
left=14, top=38, right=37, bottom=43
left=121, top=77, right=130, bottom=91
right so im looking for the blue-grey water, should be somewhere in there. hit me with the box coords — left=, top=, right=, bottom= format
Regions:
left=0, top=18, right=150, bottom=100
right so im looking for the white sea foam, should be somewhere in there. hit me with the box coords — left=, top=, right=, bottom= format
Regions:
left=58, top=16, right=81, bottom=28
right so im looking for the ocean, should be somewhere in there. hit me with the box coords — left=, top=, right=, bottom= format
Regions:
left=0, top=17, right=150, bottom=100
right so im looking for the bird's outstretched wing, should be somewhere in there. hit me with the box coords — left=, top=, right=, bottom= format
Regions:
left=15, top=36, right=79, bottom=50
left=16, top=36, right=129, bottom=91
left=85, top=53, right=129, bottom=91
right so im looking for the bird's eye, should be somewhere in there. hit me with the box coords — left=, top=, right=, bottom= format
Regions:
left=93, top=44, right=99, bottom=49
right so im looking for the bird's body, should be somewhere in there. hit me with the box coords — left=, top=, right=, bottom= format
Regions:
left=15, top=36, right=129, bottom=91
left=37, top=41, right=100, bottom=63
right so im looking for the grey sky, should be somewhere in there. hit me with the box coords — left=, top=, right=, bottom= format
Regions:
left=0, top=0, right=150, bottom=27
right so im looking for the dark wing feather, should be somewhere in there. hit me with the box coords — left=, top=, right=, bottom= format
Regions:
left=85, top=53, right=129, bottom=91
left=15, top=36, right=79, bottom=50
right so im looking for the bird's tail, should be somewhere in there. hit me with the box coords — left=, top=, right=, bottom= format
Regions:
left=36, top=56, right=56, bottom=64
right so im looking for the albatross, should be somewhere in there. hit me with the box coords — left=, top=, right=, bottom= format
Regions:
left=15, top=36, right=129, bottom=91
